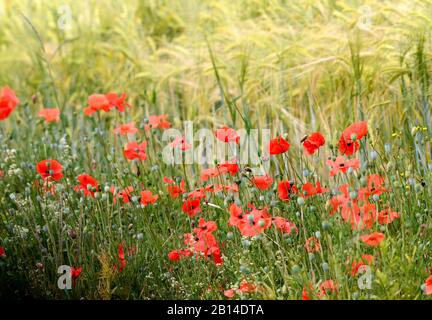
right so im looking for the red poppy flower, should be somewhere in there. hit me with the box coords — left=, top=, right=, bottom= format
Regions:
left=145, top=115, right=171, bottom=130
left=38, top=108, right=60, bottom=123
left=277, top=180, right=297, bottom=201
left=305, top=237, right=321, bottom=253
left=252, top=175, right=273, bottom=190
left=140, top=190, right=158, bottom=205
left=182, top=198, right=201, bottom=217
left=71, top=267, right=82, bottom=279
left=200, top=167, right=223, bottom=181
left=360, top=232, right=385, bottom=246
left=215, top=126, right=240, bottom=144
left=327, top=156, right=360, bottom=176
left=377, top=208, right=400, bottom=225
left=71, top=266, right=82, bottom=287
left=36, top=159, right=63, bottom=181
left=0, top=86, right=20, bottom=120
left=351, top=254, right=374, bottom=276
left=168, top=250, right=181, bottom=262
left=425, top=275, right=432, bottom=295
left=111, top=186, right=134, bottom=204
left=167, top=180, right=186, bottom=199
left=229, top=203, right=243, bottom=227
left=170, top=136, right=192, bottom=151
left=114, top=122, right=138, bottom=135
left=303, top=132, right=325, bottom=155
left=237, top=207, right=272, bottom=237
left=0, top=246, right=5, bottom=258
left=74, top=174, right=99, bottom=197
left=163, top=177, right=175, bottom=184
left=272, top=217, right=297, bottom=234
left=105, top=92, right=130, bottom=112
left=301, top=181, right=329, bottom=198
left=319, top=280, right=337, bottom=297
left=118, top=244, right=126, bottom=273
left=338, top=121, right=368, bottom=155
left=239, top=280, right=257, bottom=293
left=124, top=141, right=147, bottom=160
left=194, top=218, right=218, bottom=235
left=268, top=136, right=290, bottom=155
left=224, top=289, right=236, bottom=298
left=84, top=94, right=111, bottom=115
left=218, top=162, right=239, bottom=175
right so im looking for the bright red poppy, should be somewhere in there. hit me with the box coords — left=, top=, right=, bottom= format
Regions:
left=268, top=136, right=290, bottom=155
left=338, top=121, right=368, bottom=155
left=252, top=175, right=273, bottom=190
left=301, top=181, right=329, bottom=198
left=140, top=190, right=158, bottom=205
left=360, top=232, right=385, bottom=246
left=303, top=132, right=325, bottom=155
left=0, top=246, right=5, bottom=258
left=36, top=159, right=63, bottom=181
left=236, top=207, right=272, bottom=237
left=114, top=122, right=138, bottom=135
left=71, top=266, right=82, bottom=287
left=38, top=108, right=60, bottom=123
left=74, top=174, right=99, bottom=197
left=124, top=141, right=147, bottom=160
left=0, top=86, right=20, bottom=120
left=277, top=180, right=298, bottom=201
left=111, top=186, right=134, bottom=204
left=425, top=275, right=432, bottom=295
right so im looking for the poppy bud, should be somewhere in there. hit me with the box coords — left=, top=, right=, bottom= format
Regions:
left=297, top=197, right=305, bottom=206
left=322, top=262, right=329, bottom=272
left=350, top=133, right=357, bottom=141
left=258, top=219, right=265, bottom=227
left=247, top=214, right=254, bottom=222
left=291, top=265, right=300, bottom=274
left=227, top=232, right=234, bottom=240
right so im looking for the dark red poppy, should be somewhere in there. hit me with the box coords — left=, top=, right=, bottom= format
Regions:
left=36, top=159, right=63, bottom=181
left=118, top=244, right=126, bottom=273
left=277, top=180, right=297, bottom=201
left=268, top=136, right=290, bottom=155
left=182, top=198, right=201, bottom=217
left=338, top=121, right=368, bottom=155
left=0, top=246, right=5, bottom=258
left=302, top=132, right=325, bottom=155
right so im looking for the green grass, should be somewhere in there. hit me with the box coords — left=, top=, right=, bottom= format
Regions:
left=0, top=0, right=432, bottom=299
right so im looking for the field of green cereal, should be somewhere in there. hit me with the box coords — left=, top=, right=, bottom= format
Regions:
left=0, top=0, right=432, bottom=300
